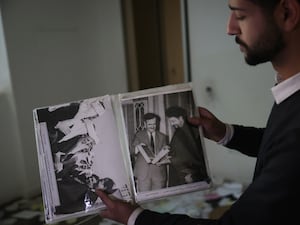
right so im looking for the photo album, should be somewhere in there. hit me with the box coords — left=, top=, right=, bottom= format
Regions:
left=33, top=82, right=212, bottom=224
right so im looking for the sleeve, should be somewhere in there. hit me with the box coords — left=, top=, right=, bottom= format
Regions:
left=127, top=207, right=144, bottom=225
left=135, top=210, right=218, bottom=225
left=225, top=125, right=265, bottom=157
left=217, top=124, right=234, bottom=146
left=131, top=132, right=142, bottom=155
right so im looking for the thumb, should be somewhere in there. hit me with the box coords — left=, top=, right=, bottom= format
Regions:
left=198, top=107, right=215, bottom=119
left=96, top=189, right=113, bottom=208
left=188, top=106, right=211, bottom=126
left=95, top=189, right=115, bottom=219
left=188, top=116, right=201, bottom=126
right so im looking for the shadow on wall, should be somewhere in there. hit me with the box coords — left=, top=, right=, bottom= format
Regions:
left=0, top=91, right=24, bottom=204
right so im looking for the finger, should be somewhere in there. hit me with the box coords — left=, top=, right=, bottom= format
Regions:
left=96, top=189, right=114, bottom=208
left=198, top=107, right=212, bottom=118
left=187, top=117, right=201, bottom=126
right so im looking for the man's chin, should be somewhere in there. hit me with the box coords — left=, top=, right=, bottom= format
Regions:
left=245, top=57, right=258, bottom=66
left=244, top=57, right=265, bottom=66
left=239, top=44, right=246, bottom=53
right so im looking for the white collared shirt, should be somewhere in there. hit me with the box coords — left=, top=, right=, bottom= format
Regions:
left=127, top=207, right=144, bottom=225
left=272, top=72, right=300, bottom=104
left=148, top=131, right=155, bottom=145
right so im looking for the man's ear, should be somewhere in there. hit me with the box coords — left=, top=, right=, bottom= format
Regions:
left=276, top=0, right=300, bottom=31
left=179, top=116, right=185, bottom=124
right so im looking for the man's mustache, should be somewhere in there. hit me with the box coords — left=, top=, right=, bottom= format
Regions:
left=235, top=36, right=247, bottom=48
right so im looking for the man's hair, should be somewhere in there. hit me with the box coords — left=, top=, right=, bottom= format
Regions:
left=250, top=0, right=279, bottom=8
left=143, top=113, right=160, bottom=122
left=249, top=0, right=300, bottom=13
left=165, top=106, right=187, bottom=118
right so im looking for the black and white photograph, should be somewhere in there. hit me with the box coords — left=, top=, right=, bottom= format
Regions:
left=119, top=84, right=211, bottom=202
left=33, top=95, right=132, bottom=223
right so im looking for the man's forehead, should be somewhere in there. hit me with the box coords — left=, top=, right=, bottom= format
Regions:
left=146, top=118, right=156, bottom=123
left=169, top=117, right=180, bottom=120
left=228, top=0, right=254, bottom=10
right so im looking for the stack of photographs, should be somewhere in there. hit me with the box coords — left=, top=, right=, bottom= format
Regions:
left=33, top=83, right=212, bottom=224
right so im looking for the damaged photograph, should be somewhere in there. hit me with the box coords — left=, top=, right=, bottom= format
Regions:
left=33, top=95, right=131, bottom=223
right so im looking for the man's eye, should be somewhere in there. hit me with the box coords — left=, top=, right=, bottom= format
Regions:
left=236, top=15, right=246, bottom=20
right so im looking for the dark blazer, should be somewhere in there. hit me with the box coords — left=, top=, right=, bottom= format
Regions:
left=132, top=129, right=168, bottom=180
left=168, top=123, right=208, bottom=186
left=135, top=90, right=300, bottom=225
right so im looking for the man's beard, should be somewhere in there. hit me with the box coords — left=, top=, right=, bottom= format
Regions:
left=235, top=21, right=285, bottom=66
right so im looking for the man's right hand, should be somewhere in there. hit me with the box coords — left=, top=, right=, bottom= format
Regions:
left=188, top=107, right=226, bottom=142
left=96, top=189, right=138, bottom=224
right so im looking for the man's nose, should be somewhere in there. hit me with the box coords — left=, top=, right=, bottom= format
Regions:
left=227, top=12, right=240, bottom=36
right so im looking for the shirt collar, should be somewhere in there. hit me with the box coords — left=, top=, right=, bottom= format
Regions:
left=271, top=72, right=300, bottom=104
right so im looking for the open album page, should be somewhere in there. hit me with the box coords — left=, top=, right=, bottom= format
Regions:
left=33, top=95, right=132, bottom=223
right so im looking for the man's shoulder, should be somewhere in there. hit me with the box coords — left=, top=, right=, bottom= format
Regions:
left=156, top=131, right=167, bottom=137
left=135, top=129, right=147, bottom=137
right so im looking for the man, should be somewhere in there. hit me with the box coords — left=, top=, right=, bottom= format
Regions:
left=96, top=0, right=300, bottom=224
left=131, top=113, right=169, bottom=192
left=165, top=106, right=208, bottom=186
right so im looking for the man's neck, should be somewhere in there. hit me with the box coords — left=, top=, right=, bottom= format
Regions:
left=273, top=61, right=300, bottom=82
left=272, top=37, right=300, bottom=81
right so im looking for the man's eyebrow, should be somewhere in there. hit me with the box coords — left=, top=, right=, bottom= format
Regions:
left=228, top=4, right=247, bottom=11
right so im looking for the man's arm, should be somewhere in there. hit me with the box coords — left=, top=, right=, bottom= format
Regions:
left=226, top=125, right=265, bottom=157
left=136, top=209, right=218, bottom=225
left=188, top=107, right=264, bottom=157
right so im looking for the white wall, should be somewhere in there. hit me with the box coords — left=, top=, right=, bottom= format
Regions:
left=0, top=0, right=128, bottom=202
left=187, top=0, right=275, bottom=185
left=0, top=8, right=25, bottom=204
